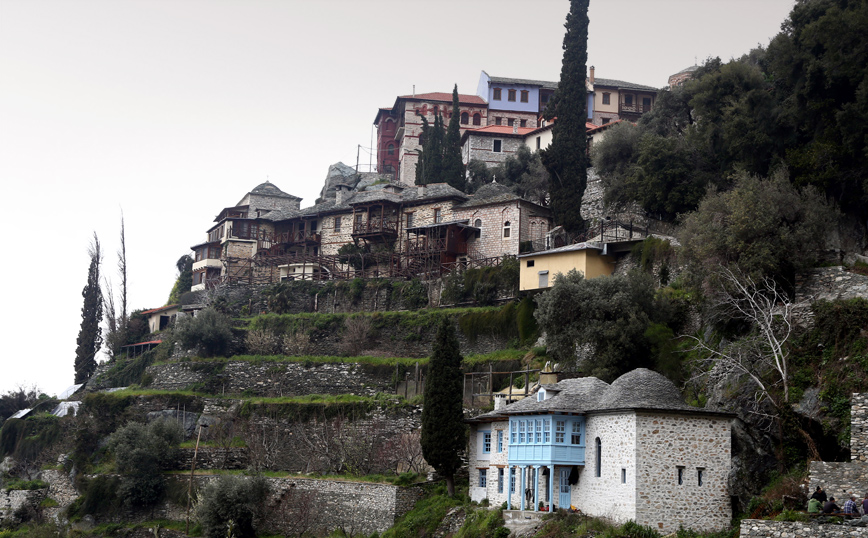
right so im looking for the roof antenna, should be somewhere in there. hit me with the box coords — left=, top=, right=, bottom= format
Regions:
left=413, top=84, right=415, bottom=98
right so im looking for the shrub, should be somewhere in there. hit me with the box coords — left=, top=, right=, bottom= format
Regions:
left=175, top=308, right=233, bottom=357
left=107, top=419, right=184, bottom=507
left=342, top=315, right=374, bottom=356
left=195, top=475, right=269, bottom=538
left=245, top=330, right=279, bottom=355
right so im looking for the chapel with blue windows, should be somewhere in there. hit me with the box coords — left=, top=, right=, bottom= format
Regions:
left=466, top=368, right=735, bottom=535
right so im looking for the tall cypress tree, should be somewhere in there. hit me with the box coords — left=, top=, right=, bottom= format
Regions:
left=415, top=111, right=446, bottom=185
left=442, top=85, right=465, bottom=191
left=541, top=0, right=590, bottom=235
left=421, top=317, right=466, bottom=497
left=75, top=233, right=103, bottom=383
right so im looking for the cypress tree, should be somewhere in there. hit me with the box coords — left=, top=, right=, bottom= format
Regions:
left=415, top=115, right=431, bottom=185
left=75, top=233, right=103, bottom=383
left=540, top=0, right=590, bottom=235
left=421, top=317, right=466, bottom=497
left=415, top=111, right=446, bottom=185
left=442, top=85, right=466, bottom=191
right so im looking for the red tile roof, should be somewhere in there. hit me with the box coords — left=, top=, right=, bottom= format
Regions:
left=466, top=125, right=536, bottom=136
left=140, top=304, right=179, bottom=315
left=399, top=92, right=487, bottom=105
left=121, top=340, right=162, bottom=348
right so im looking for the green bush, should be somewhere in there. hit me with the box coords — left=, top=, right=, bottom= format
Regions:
left=175, top=308, right=233, bottom=357
left=195, top=475, right=269, bottom=538
left=107, top=419, right=184, bottom=507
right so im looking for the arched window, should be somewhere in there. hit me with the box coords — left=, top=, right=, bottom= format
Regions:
left=461, top=112, right=469, bottom=124
left=595, top=437, right=602, bottom=477
left=387, top=144, right=395, bottom=156
left=473, top=113, right=481, bottom=126
left=474, top=218, right=482, bottom=228
left=503, top=221, right=511, bottom=238
left=433, top=105, right=439, bottom=116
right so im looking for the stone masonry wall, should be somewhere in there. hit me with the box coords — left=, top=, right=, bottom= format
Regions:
left=740, top=519, right=868, bottom=537
left=576, top=413, right=637, bottom=525
left=809, top=461, right=868, bottom=500
left=853, top=394, right=868, bottom=462
left=796, top=267, right=868, bottom=304
left=633, top=413, right=732, bottom=534
left=0, top=489, right=44, bottom=526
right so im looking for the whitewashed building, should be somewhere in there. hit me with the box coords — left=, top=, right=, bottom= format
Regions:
left=467, top=369, right=733, bottom=534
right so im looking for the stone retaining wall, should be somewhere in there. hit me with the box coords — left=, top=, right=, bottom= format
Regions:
left=0, top=488, right=45, bottom=525
left=809, top=461, right=868, bottom=500
left=853, top=394, right=868, bottom=462
left=796, top=267, right=868, bottom=304
left=740, top=519, right=868, bottom=537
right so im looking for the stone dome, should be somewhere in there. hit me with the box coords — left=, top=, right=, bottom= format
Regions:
left=596, top=368, right=691, bottom=411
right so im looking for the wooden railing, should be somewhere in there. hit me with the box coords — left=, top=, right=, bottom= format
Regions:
left=619, top=102, right=652, bottom=115
left=352, top=221, right=399, bottom=235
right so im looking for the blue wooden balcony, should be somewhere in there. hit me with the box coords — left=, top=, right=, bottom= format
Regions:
left=507, top=414, right=586, bottom=467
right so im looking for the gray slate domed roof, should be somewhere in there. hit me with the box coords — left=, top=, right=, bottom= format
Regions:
left=250, top=182, right=300, bottom=199
left=596, top=368, right=693, bottom=411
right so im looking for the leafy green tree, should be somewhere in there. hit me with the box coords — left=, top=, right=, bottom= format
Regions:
left=421, top=318, right=466, bottom=497
left=465, top=159, right=493, bottom=193
left=174, top=307, right=233, bottom=357
left=442, top=85, right=465, bottom=190
left=107, top=419, right=184, bottom=507
left=168, top=254, right=193, bottom=304
left=540, top=0, right=590, bottom=234
left=534, top=270, right=660, bottom=382
left=196, top=475, right=269, bottom=538
left=75, top=233, right=103, bottom=384
left=767, top=0, right=868, bottom=217
left=679, top=170, right=838, bottom=292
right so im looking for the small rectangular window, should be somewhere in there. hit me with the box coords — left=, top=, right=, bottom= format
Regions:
left=520, top=119, right=527, bottom=127
left=544, top=419, right=550, bottom=442
left=495, top=117, right=502, bottom=125
left=508, top=89, right=516, bottom=102
left=479, top=469, right=487, bottom=488
left=520, top=90, right=529, bottom=103
left=510, top=422, right=516, bottom=443
left=625, top=94, right=634, bottom=105
left=602, top=92, right=610, bottom=105
left=571, top=421, right=581, bottom=445
left=697, top=468, right=704, bottom=486
left=555, top=420, right=565, bottom=443
left=621, top=469, right=626, bottom=483
left=508, top=118, right=514, bottom=127
left=493, top=140, right=502, bottom=153
left=497, top=430, right=503, bottom=452
left=498, top=468, right=504, bottom=494
left=434, top=208, right=442, bottom=223
left=493, top=88, right=502, bottom=100
left=406, top=212, right=414, bottom=228
left=519, top=421, right=525, bottom=444
left=539, top=271, right=548, bottom=288
left=535, top=420, right=542, bottom=443
left=527, top=260, right=535, bottom=267
left=536, top=136, right=541, bottom=150
left=677, top=466, right=684, bottom=485
left=510, top=468, right=516, bottom=493
left=334, top=216, right=341, bottom=232
left=482, top=431, right=491, bottom=454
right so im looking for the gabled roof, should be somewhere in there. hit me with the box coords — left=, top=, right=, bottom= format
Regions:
left=588, top=120, right=626, bottom=134
left=486, top=74, right=559, bottom=90
left=593, top=77, right=658, bottom=92
left=140, top=305, right=179, bottom=316
left=457, top=181, right=550, bottom=213
left=398, top=92, right=487, bottom=106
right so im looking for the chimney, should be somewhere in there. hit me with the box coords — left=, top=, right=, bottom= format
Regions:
left=589, top=65, right=595, bottom=84
left=335, top=184, right=348, bottom=205
left=417, top=184, right=426, bottom=198
left=513, top=121, right=518, bottom=134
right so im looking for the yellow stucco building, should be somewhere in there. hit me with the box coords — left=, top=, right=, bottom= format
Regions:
left=518, top=242, right=615, bottom=291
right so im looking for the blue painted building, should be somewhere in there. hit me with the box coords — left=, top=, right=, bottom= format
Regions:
left=467, top=369, right=735, bottom=534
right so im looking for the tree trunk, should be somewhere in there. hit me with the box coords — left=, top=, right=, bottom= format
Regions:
left=446, top=474, right=455, bottom=497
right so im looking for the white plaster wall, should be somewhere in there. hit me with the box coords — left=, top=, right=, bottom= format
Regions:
left=634, top=413, right=731, bottom=534
left=574, top=412, right=637, bottom=524
left=468, top=421, right=511, bottom=506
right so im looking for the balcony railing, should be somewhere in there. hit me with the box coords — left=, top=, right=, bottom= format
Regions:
left=352, top=221, right=399, bottom=236
left=257, top=230, right=321, bottom=250
left=619, top=102, right=652, bottom=115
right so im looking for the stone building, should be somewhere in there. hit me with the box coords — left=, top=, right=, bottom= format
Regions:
left=189, top=169, right=552, bottom=288
left=467, top=369, right=733, bottom=534
left=461, top=125, right=535, bottom=167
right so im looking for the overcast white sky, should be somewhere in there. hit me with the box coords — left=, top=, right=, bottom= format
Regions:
left=0, top=0, right=795, bottom=397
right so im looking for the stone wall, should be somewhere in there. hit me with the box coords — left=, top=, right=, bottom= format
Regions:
left=577, top=413, right=637, bottom=525
left=740, top=519, right=868, bottom=537
left=853, top=394, right=868, bottom=462
left=808, top=461, right=868, bottom=500
left=146, top=361, right=399, bottom=397
left=633, top=413, right=732, bottom=534
left=796, top=267, right=868, bottom=304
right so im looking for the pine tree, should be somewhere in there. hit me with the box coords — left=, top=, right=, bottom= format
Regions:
left=442, top=85, right=465, bottom=191
left=421, top=317, right=466, bottom=497
left=75, top=233, right=103, bottom=383
left=541, top=0, right=590, bottom=235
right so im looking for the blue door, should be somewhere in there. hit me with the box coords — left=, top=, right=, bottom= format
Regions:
left=559, top=468, right=571, bottom=509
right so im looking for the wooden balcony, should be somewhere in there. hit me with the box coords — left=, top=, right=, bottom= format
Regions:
left=352, top=220, right=399, bottom=239
left=257, top=230, right=320, bottom=251
left=619, top=102, right=652, bottom=116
